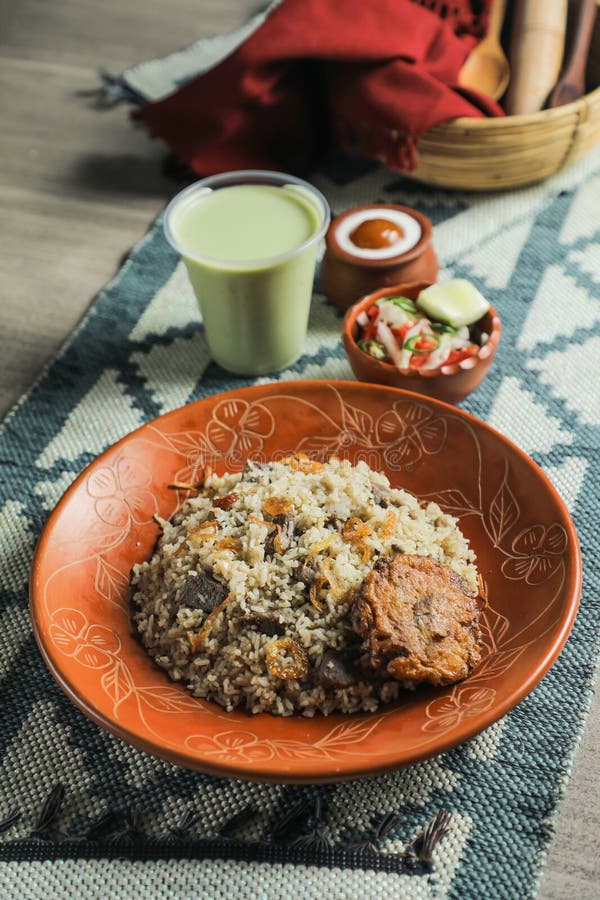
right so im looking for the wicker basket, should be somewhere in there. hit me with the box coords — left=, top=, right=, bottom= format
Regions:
left=412, top=17, right=600, bottom=190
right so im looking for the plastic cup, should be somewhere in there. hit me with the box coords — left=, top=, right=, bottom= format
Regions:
left=163, top=170, right=330, bottom=375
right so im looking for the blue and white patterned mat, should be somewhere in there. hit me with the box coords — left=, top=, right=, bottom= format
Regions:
left=1, top=149, right=600, bottom=898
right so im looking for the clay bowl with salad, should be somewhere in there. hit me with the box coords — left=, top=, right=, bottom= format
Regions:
left=342, top=280, right=501, bottom=405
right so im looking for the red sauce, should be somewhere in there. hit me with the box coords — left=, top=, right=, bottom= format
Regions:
left=349, top=218, right=404, bottom=250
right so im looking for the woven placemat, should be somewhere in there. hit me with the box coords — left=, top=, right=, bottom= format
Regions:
left=1, top=152, right=599, bottom=899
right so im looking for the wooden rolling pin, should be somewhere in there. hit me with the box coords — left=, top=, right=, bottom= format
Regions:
left=504, top=0, right=568, bottom=115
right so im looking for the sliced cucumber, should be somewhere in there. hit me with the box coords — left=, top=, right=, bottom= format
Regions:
left=417, top=279, right=490, bottom=328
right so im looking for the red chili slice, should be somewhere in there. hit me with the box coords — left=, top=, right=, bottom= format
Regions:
left=390, top=322, right=413, bottom=343
left=414, top=336, right=438, bottom=352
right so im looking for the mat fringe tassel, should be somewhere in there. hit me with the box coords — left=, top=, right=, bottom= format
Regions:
left=0, top=783, right=451, bottom=874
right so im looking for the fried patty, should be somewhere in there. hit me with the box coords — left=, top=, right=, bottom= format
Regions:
left=352, top=554, right=481, bottom=687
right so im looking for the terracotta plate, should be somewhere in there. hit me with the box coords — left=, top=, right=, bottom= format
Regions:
left=30, top=382, right=581, bottom=783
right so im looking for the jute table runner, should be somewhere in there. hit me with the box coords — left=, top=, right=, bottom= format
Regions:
left=1, top=150, right=599, bottom=898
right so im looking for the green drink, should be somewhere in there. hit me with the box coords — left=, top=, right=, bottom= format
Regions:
left=164, top=171, right=330, bottom=375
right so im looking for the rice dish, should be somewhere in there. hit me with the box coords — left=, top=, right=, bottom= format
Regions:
left=131, top=456, right=478, bottom=717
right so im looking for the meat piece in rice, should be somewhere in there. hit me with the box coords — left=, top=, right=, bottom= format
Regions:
left=315, top=649, right=358, bottom=689
left=242, top=612, right=290, bottom=636
left=177, top=570, right=229, bottom=613
left=352, top=554, right=482, bottom=686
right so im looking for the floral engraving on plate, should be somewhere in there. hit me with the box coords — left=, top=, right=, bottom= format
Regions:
left=54, top=456, right=162, bottom=555
left=151, top=388, right=449, bottom=475
left=48, top=607, right=202, bottom=722
left=205, top=397, right=275, bottom=461
left=87, top=457, right=157, bottom=531
left=49, top=608, right=122, bottom=669
left=94, top=556, right=130, bottom=609
left=144, top=398, right=275, bottom=485
left=375, top=402, right=448, bottom=468
left=295, top=396, right=448, bottom=469
left=185, top=718, right=387, bottom=762
left=502, top=524, right=568, bottom=584
left=423, top=687, right=497, bottom=734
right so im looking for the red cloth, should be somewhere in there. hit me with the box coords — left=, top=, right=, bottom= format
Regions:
left=137, top=0, right=503, bottom=175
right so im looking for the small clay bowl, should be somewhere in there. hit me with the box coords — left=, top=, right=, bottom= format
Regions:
left=320, top=204, right=438, bottom=312
left=342, top=282, right=502, bottom=405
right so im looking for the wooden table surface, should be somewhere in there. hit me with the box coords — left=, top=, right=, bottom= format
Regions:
left=1, top=1, right=598, bottom=896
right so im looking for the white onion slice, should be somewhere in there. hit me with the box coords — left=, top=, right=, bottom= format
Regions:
left=377, top=301, right=413, bottom=328
left=356, top=311, right=369, bottom=327
left=449, top=334, right=471, bottom=350
left=398, top=349, right=411, bottom=369
left=376, top=321, right=405, bottom=369
left=404, top=320, right=425, bottom=342
left=421, top=334, right=452, bottom=370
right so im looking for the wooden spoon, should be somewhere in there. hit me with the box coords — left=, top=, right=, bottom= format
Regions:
left=547, top=0, right=598, bottom=107
left=458, top=0, right=510, bottom=101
